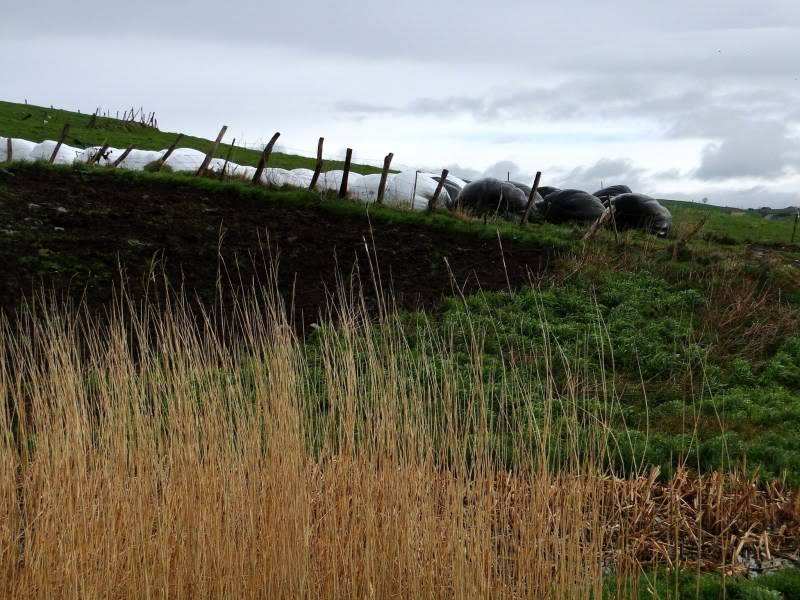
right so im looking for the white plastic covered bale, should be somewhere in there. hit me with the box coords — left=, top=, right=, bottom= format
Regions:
left=315, top=170, right=363, bottom=193
left=74, top=146, right=122, bottom=165
left=0, top=137, right=37, bottom=162
left=27, top=140, right=82, bottom=165
left=349, top=173, right=388, bottom=204
left=95, top=147, right=127, bottom=166
left=73, top=146, right=98, bottom=163
left=383, top=169, right=449, bottom=210
left=164, top=148, right=207, bottom=172
left=446, top=174, right=469, bottom=190
left=207, top=157, right=244, bottom=177
left=115, top=149, right=165, bottom=171
left=289, top=168, right=316, bottom=188
left=314, top=170, right=341, bottom=192
left=230, top=165, right=257, bottom=181
left=261, top=167, right=306, bottom=188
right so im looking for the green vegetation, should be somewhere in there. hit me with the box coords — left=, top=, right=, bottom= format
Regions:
left=605, top=568, right=800, bottom=599
left=663, top=199, right=799, bottom=247
left=383, top=266, right=800, bottom=484
left=0, top=99, right=384, bottom=174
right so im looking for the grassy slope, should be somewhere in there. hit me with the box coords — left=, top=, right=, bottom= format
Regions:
left=0, top=99, right=383, bottom=174
left=663, top=198, right=799, bottom=246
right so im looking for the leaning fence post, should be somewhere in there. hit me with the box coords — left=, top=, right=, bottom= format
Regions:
left=609, top=198, right=620, bottom=244
left=49, top=124, right=70, bottom=164
left=153, top=134, right=183, bottom=170
left=520, top=171, right=542, bottom=225
left=218, top=138, right=236, bottom=181
left=338, top=148, right=353, bottom=199
left=5, top=137, right=11, bottom=163
left=428, top=169, right=449, bottom=211
left=672, top=216, right=707, bottom=260
left=197, top=125, right=228, bottom=177
left=309, top=137, right=324, bottom=190
left=375, top=152, right=394, bottom=204
left=87, top=141, right=110, bottom=166
left=111, top=145, right=134, bottom=168
left=252, top=131, right=280, bottom=184
left=583, top=206, right=613, bottom=242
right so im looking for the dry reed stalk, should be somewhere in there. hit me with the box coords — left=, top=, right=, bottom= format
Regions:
left=0, top=284, right=795, bottom=598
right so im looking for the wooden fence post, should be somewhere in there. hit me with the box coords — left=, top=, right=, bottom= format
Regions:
left=309, top=137, right=324, bottom=190
left=49, top=124, right=70, bottom=164
left=252, top=131, right=280, bottom=184
left=111, top=145, right=134, bottom=168
left=428, top=169, right=449, bottom=211
left=375, top=152, right=394, bottom=205
left=196, top=125, right=228, bottom=177
left=609, top=198, right=620, bottom=244
left=338, top=148, right=353, bottom=199
left=218, top=138, right=236, bottom=181
left=154, top=134, right=183, bottom=170
left=5, top=137, right=11, bottom=163
left=583, top=206, right=613, bottom=242
left=672, top=216, right=707, bottom=260
left=792, top=212, right=799, bottom=244
left=87, top=141, right=110, bottom=166
left=520, top=171, right=542, bottom=225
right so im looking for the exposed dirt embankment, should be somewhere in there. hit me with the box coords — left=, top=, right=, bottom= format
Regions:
left=0, top=168, right=555, bottom=329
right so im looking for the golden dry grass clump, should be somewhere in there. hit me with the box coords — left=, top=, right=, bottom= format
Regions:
left=0, top=288, right=796, bottom=598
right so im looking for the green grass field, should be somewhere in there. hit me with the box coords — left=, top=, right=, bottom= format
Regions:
left=0, top=99, right=384, bottom=174
left=663, top=199, right=799, bottom=246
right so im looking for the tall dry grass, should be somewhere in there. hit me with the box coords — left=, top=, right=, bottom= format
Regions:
left=2, top=282, right=796, bottom=598
left=0, top=281, right=652, bottom=598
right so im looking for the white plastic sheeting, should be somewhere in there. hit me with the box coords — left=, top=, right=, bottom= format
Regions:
left=164, top=148, right=207, bottom=172
left=314, top=170, right=363, bottom=193
left=95, top=147, right=125, bottom=166
left=382, top=169, right=450, bottom=210
left=115, top=149, right=165, bottom=170
left=27, top=140, right=82, bottom=165
left=1, top=136, right=454, bottom=213
left=261, top=167, right=308, bottom=188
left=289, top=168, right=316, bottom=188
left=349, top=173, right=387, bottom=204
left=0, top=137, right=37, bottom=162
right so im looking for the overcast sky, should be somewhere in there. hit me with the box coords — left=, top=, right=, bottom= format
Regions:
left=3, top=0, right=800, bottom=207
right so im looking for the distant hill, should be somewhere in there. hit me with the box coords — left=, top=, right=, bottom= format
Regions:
left=0, top=99, right=383, bottom=175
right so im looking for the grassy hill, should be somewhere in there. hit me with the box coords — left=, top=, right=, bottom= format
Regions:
left=662, top=198, right=800, bottom=246
left=0, top=99, right=384, bottom=174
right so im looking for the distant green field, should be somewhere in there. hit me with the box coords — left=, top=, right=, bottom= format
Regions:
left=662, top=199, right=799, bottom=246
left=0, top=100, right=383, bottom=175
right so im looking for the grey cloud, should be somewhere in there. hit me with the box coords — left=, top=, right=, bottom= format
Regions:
left=341, top=77, right=800, bottom=182
left=421, top=161, right=532, bottom=183
left=480, top=161, right=532, bottom=183
left=695, top=121, right=800, bottom=180
left=652, top=168, right=683, bottom=180
left=5, top=1, right=799, bottom=72
left=556, top=158, right=647, bottom=193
